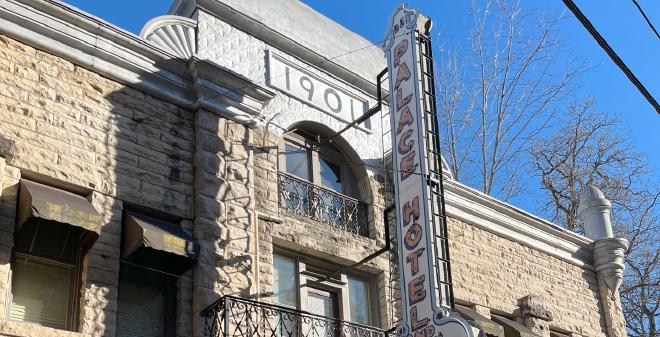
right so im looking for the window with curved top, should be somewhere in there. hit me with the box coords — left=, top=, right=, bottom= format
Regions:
left=277, top=130, right=368, bottom=236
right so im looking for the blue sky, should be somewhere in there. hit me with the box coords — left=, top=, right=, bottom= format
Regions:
left=65, top=0, right=659, bottom=212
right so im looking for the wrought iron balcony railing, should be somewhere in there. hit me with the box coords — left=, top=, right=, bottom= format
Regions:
left=277, top=172, right=369, bottom=237
left=202, top=296, right=389, bottom=337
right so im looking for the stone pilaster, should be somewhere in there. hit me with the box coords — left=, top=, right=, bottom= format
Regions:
left=252, top=126, right=280, bottom=302
left=79, top=192, right=123, bottom=337
left=520, top=294, right=553, bottom=337
left=192, top=109, right=256, bottom=337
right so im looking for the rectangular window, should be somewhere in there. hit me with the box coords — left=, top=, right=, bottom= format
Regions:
left=307, top=287, right=338, bottom=319
left=9, top=255, right=72, bottom=330
left=273, top=255, right=297, bottom=308
left=9, top=219, right=83, bottom=331
left=272, top=252, right=377, bottom=328
left=116, top=263, right=176, bottom=337
left=284, top=142, right=310, bottom=180
left=347, top=276, right=372, bottom=325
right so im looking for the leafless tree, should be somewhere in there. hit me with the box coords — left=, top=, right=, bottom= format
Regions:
left=529, top=99, right=651, bottom=230
left=620, top=194, right=659, bottom=337
left=437, top=0, right=583, bottom=200
left=529, top=98, right=659, bottom=337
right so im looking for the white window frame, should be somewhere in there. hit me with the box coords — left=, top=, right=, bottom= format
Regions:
left=272, top=250, right=379, bottom=326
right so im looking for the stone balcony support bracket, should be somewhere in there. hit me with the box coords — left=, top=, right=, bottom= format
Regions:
left=593, top=237, right=629, bottom=300
left=577, top=185, right=629, bottom=299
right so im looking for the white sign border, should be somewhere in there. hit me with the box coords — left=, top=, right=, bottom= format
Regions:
left=383, top=4, right=474, bottom=337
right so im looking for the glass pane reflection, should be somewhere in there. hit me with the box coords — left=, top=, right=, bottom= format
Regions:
left=319, top=157, right=342, bottom=192
left=285, top=143, right=309, bottom=180
left=348, top=276, right=371, bottom=325
left=273, top=255, right=296, bottom=308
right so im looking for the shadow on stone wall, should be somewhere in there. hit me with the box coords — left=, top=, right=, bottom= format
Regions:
left=81, top=58, right=256, bottom=336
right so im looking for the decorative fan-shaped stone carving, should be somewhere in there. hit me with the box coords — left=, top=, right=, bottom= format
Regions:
left=140, top=15, right=197, bottom=59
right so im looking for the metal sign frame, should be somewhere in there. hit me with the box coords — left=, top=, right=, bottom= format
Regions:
left=382, top=5, right=473, bottom=337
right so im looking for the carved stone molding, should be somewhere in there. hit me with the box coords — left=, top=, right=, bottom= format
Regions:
left=521, top=294, right=553, bottom=322
left=594, top=237, right=629, bottom=299
left=578, top=185, right=614, bottom=240
left=140, top=15, right=197, bottom=59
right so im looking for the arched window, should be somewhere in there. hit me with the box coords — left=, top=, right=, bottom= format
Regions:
left=277, top=129, right=368, bottom=236
left=279, top=130, right=359, bottom=197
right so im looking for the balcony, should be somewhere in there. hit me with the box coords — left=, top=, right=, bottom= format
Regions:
left=202, top=296, right=389, bottom=337
left=277, top=172, right=369, bottom=237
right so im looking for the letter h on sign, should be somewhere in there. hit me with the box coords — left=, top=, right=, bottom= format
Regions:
left=382, top=5, right=474, bottom=337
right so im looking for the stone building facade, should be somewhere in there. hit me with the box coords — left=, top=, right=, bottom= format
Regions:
left=0, top=1, right=627, bottom=337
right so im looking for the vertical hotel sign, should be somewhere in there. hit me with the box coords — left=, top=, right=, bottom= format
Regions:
left=383, top=5, right=472, bottom=337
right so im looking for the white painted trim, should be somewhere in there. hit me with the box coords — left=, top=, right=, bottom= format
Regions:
left=443, top=179, right=595, bottom=270
left=140, top=15, right=197, bottom=59
left=0, top=0, right=273, bottom=126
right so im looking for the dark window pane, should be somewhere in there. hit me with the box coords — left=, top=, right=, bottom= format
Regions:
left=319, top=157, right=342, bottom=192
left=285, top=143, right=309, bottom=180
left=273, top=255, right=297, bottom=307
left=117, top=283, right=165, bottom=337
left=10, top=258, right=71, bottom=330
left=117, top=264, right=175, bottom=337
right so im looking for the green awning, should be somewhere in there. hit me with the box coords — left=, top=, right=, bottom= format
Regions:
left=454, top=305, right=505, bottom=337
left=491, top=315, right=541, bottom=337
left=122, top=212, right=198, bottom=275
left=17, top=180, right=101, bottom=244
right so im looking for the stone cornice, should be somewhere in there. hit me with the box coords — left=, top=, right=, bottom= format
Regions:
left=0, top=0, right=273, bottom=126
left=444, top=179, right=595, bottom=269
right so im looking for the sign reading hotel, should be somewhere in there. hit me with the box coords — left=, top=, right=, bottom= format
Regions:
left=382, top=5, right=472, bottom=337
left=267, top=51, right=372, bottom=132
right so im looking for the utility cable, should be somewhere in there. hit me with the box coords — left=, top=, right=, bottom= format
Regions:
left=631, top=0, right=660, bottom=39
left=562, top=0, right=660, bottom=115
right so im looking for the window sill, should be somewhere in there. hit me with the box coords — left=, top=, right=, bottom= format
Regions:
left=0, top=319, right=91, bottom=337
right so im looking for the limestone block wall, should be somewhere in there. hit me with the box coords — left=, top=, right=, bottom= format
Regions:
left=448, top=217, right=607, bottom=336
left=0, top=34, right=195, bottom=217
left=0, top=34, right=196, bottom=337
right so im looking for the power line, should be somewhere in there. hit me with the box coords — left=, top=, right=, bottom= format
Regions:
left=561, top=0, right=660, bottom=115
left=631, top=0, right=660, bottom=39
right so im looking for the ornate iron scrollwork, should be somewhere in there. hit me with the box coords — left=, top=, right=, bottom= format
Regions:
left=202, top=296, right=388, bottom=337
left=277, top=172, right=368, bottom=237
